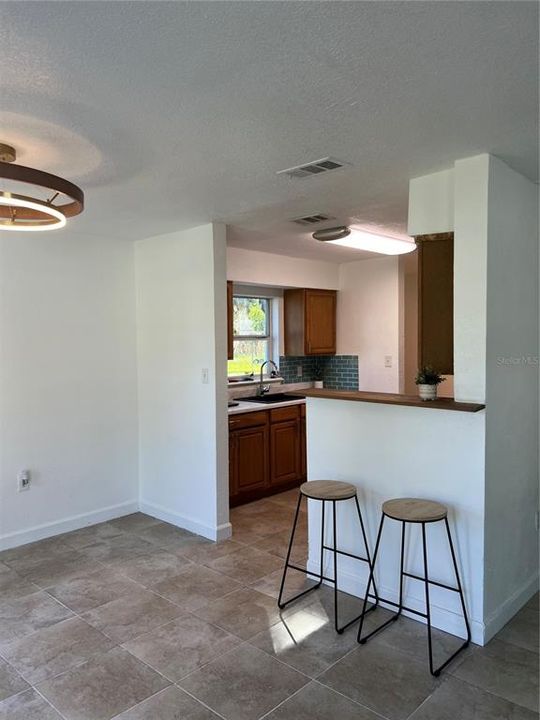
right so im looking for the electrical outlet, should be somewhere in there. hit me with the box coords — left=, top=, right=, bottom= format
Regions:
left=384, top=355, right=393, bottom=368
left=17, top=470, right=31, bottom=492
left=296, top=365, right=303, bottom=377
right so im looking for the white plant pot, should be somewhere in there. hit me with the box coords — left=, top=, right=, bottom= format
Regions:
left=314, top=380, right=324, bottom=389
left=418, top=384, right=438, bottom=401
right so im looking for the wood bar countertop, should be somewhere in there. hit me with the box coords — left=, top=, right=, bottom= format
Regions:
left=300, top=389, right=485, bottom=413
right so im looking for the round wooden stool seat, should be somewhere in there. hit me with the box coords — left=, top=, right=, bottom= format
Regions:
left=300, top=480, right=357, bottom=501
left=382, top=498, right=447, bottom=523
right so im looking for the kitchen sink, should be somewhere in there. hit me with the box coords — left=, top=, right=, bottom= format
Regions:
left=241, top=393, right=305, bottom=404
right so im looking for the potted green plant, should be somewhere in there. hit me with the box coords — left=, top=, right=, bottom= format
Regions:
left=415, top=366, right=445, bottom=401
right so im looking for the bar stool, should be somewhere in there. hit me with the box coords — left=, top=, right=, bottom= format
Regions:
left=278, top=480, right=378, bottom=633
left=357, top=497, right=471, bottom=676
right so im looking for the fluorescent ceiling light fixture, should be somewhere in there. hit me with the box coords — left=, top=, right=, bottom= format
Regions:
left=327, top=228, right=416, bottom=255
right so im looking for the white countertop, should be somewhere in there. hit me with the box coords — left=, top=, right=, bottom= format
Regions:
left=228, top=397, right=306, bottom=415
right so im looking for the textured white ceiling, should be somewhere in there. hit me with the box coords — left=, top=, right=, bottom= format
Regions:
left=0, top=2, right=537, bottom=260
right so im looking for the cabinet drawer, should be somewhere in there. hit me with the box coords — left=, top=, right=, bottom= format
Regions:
left=229, top=410, right=268, bottom=430
left=270, top=404, right=300, bottom=423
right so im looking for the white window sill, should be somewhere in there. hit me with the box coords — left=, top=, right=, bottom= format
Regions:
left=227, top=376, right=283, bottom=388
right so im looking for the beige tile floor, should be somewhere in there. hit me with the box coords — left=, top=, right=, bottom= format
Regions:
left=0, top=490, right=537, bottom=720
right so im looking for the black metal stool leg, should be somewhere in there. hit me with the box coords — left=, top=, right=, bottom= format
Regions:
left=332, top=500, right=339, bottom=632
left=319, top=500, right=326, bottom=581
left=397, top=520, right=406, bottom=618
left=358, top=513, right=387, bottom=642
left=422, top=517, right=471, bottom=676
left=359, top=516, right=414, bottom=643
left=445, top=517, right=472, bottom=645
left=354, top=494, right=380, bottom=608
left=421, top=522, right=435, bottom=675
left=278, top=492, right=321, bottom=609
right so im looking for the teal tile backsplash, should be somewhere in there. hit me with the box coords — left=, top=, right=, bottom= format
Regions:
left=279, top=355, right=358, bottom=390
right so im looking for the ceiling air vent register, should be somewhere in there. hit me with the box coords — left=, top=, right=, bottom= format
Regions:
left=277, top=157, right=348, bottom=180
left=291, top=213, right=335, bottom=226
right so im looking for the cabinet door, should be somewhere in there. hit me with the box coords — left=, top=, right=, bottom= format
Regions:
left=229, top=433, right=238, bottom=499
left=305, top=289, right=336, bottom=355
left=236, top=425, right=269, bottom=493
left=270, top=420, right=300, bottom=486
left=417, top=234, right=453, bottom=374
left=227, top=281, right=234, bottom=360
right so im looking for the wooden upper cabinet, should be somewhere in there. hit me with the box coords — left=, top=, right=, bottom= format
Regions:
left=416, top=232, right=454, bottom=375
left=227, top=281, right=234, bottom=360
left=284, top=288, right=337, bottom=356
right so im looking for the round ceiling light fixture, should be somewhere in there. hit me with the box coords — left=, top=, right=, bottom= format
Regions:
left=0, top=143, right=84, bottom=232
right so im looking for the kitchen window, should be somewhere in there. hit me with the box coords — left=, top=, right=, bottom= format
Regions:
left=228, top=296, right=273, bottom=376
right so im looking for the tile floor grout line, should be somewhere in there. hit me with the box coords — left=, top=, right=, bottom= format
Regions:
left=107, top=684, right=174, bottom=719
left=32, top=684, right=71, bottom=720
left=443, top=667, right=540, bottom=715
left=241, top=640, right=318, bottom=683
left=0, top=686, right=31, bottom=705
left=109, top=636, right=229, bottom=719
left=255, top=681, right=311, bottom=720
left=311, top=678, right=393, bottom=720
left=171, top=640, right=252, bottom=685
left=403, top=681, right=444, bottom=720
left=175, top=685, right=229, bottom=720
left=0, top=614, right=121, bottom=688
left=148, top=583, right=244, bottom=614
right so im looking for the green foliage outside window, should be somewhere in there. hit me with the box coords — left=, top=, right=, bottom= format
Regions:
left=228, top=297, right=271, bottom=375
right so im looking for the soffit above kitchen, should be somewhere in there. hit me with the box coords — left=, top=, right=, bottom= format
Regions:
left=0, top=1, right=537, bottom=252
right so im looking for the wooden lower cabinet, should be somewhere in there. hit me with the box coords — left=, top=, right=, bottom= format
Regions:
left=270, top=420, right=299, bottom=486
left=229, top=404, right=306, bottom=506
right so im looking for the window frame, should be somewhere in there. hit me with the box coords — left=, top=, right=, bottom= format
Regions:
left=228, top=294, right=274, bottom=377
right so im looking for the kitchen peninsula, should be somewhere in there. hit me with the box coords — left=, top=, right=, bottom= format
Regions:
left=304, top=389, right=487, bottom=643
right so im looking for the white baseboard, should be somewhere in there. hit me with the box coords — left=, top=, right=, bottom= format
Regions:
left=216, top=522, right=233, bottom=541
left=483, top=572, right=539, bottom=643
left=307, top=559, right=485, bottom=645
left=139, top=500, right=227, bottom=541
left=1, top=498, right=232, bottom=551
left=0, top=500, right=139, bottom=551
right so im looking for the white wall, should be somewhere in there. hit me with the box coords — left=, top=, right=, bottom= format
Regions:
left=136, top=224, right=230, bottom=541
left=380, top=152, right=540, bottom=642
left=483, top=157, right=539, bottom=637
left=453, top=155, right=490, bottom=403
left=337, top=257, right=400, bottom=392
left=0, top=231, right=139, bottom=549
left=227, top=246, right=339, bottom=290
left=408, top=157, right=490, bottom=404
left=408, top=168, right=454, bottom=236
